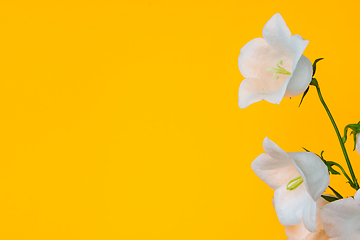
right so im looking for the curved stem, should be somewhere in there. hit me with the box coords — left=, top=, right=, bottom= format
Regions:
left=329, top=161, right=354, bottom=186
left=312, top=79, right=359, bottom=190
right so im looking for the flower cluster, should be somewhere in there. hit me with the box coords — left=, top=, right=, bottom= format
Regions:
left=238, top=13, right=360, bottom=239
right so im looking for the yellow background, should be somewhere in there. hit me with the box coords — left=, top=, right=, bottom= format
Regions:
left=0, top=0, right=359, bottom=239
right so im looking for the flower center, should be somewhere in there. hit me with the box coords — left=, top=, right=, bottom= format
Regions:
left=286, top=176, right=303, bottom=191
left=266, top=60, right=291, bottom=80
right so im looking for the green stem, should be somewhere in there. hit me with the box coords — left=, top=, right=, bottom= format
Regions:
left=329, top=161, right=354, bottom=185
left=312, top=79, right=359, bottom=190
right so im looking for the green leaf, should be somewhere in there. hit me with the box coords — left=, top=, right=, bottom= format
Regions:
left=328, top=166, right=340, bottom=175
left=328, top=185, right=343, bottom=199
left=302, top=147, right=310, bottom=152
left=343, top=123, right=360, bottom=150
left=325, top=161, right=341, bottom=175
left=321, top=195, right=338, bottom=202
left=353, top=131, right=357, bottom=151
left=312, top=58, right=324, bottom=76
left=298, top=86, right=309, bottom=107
left=314, top=151, right=340, bottom=175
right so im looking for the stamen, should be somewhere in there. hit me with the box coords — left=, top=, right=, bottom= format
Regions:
left=266, top=60, right=291, bottom=80
left=276, top=60, right=284, bottom=69
left=286, top=176, right=304, bottom=190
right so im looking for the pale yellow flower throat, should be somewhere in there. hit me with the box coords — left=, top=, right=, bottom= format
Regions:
left=266, top=60, right=291, bottom=80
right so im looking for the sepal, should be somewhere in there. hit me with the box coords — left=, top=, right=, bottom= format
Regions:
left=312, top=58, right=324, bottom=77
left=321, top=195, right=337, bottom=202
left=297, top=57, right=323, bottom=107
left=342, top=121, right=360, bottom=150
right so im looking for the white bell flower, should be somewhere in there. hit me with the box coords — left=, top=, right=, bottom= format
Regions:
left=320, top=189, right=360, bottom=239
left=251, top=137, right=329, bottom=232
left=238, top=13, right=313, bottom=108
left=285, top=197, right=330, bottom=240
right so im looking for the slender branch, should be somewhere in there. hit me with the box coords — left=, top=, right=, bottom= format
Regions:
left=312, top=79, right=359, bottom=190
left=329, top=161, right=354, bottom=186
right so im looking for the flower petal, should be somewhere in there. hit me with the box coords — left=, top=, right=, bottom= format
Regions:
left=355, top=189, right=360, bottom=205
left=237, top=36, right=293, bottom=108
left=321, top=197, right=360, bottom=239
left=284, top=34, right=311, bottom=97
left=238, top=76, right=289, bottom=108
left=302, top=199, right=317, bottom=232
left=263, top=77, right=291, bottom=105
left=286, top=223, right=330, bottom=240
left=251, top=138, right=298, bottom=189
left=238, top=37, right=293, bottom=78
left=289, top=152, right=329, bottom=201
left=238, top=38, right=272, bottom=79
left=285, top=55, right=313, bottom=97
left=238, top=78, right=269, bottom=108
left=285, top=223, right=310, bottom=240
left=285, top=197, right=330, bottom=240
left=262, top=13, right=292, bottom=54
left=290, top=35, right=310, bottom=71
left=274, top=184, right=314, bottom=226
left=262, top=137, right=290, bottom=160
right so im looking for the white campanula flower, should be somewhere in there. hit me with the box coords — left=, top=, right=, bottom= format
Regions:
left=251, top=137, right=329, bottom=232
left=321, top=189, right=360, bottom=239
left=238, top=13, right=313, bottom=108
left=285, top=197, right=330, bottom=240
